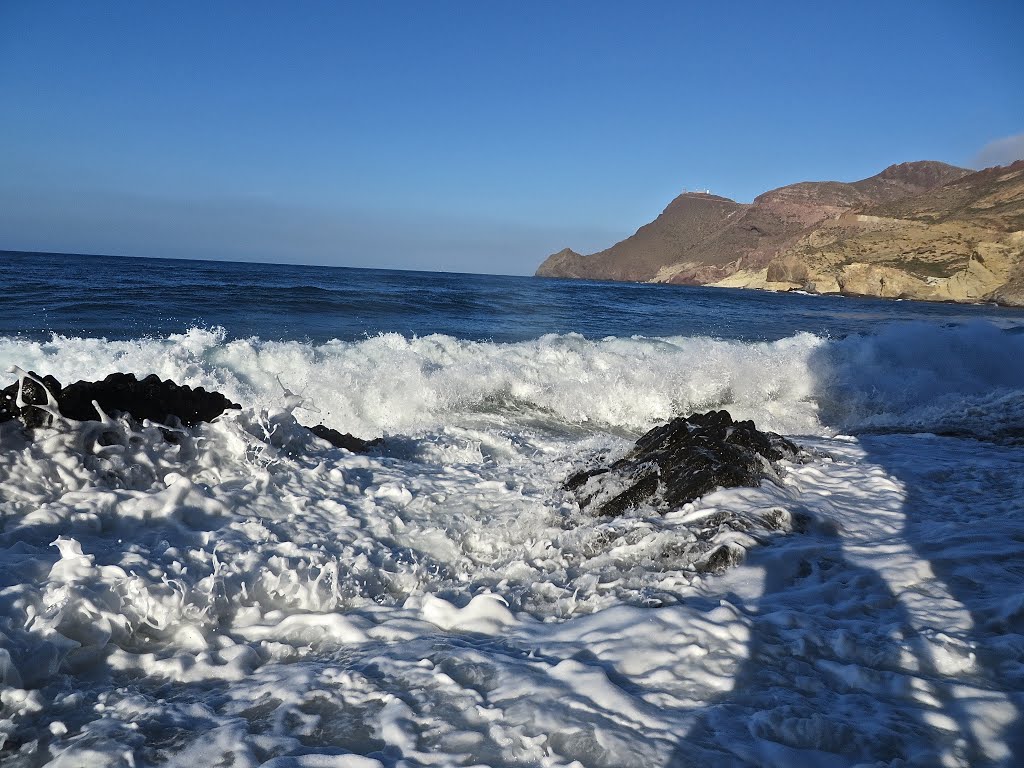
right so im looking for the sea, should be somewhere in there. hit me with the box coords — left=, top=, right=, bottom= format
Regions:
left=2, top=249, right=1024, bottom=767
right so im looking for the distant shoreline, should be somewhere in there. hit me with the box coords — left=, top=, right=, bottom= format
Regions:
left=533, top=271, right=1014, bottom=309
left=537, top=160, right=1024, bottom=308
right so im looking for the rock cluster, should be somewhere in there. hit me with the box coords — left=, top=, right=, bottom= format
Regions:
left=3, top=370, right=380, bottom=454
left=1, top=371, right=240, bottom=429
left=566, top=410, right=800, bottom=517
left=1, top=371, right=377, bottom=454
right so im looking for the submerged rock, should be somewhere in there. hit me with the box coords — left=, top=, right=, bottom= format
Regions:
left=307, top=424, right=383, bottom=453
left=566, top=409, right=801, bottom=517
left=1, top=371, right=239, bottom=428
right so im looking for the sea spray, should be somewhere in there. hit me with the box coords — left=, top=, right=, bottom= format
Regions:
left=4, top=322, right=1024, bottom=441
left=3, top=320, right=1024, bottom=764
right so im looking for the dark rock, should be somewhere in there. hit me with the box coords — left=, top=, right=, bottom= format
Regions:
left=0, top=371, right=240, bottom=429
left=308, top=424, right=382, bottom=453
left=1, top=372, right=63, bottom=428
left=566, top=410, right=801, bottom=517
left=2, top=372, right=379, bottom=455
left=58, top=373, right=239, bottom=426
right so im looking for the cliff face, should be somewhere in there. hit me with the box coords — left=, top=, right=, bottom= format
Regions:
left=536, top=193, right=745, bottom=282
left=536, top=160, right=1024, bottom=305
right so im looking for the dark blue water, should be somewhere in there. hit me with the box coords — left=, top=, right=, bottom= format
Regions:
left=4, top=250, right=1024, bottom=343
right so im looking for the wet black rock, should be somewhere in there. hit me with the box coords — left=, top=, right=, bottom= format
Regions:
left=1, top=371, right=240, bottom=429
left=0, top=372, right=64, bottom=429
left=565, top=410, right=801, bottom=517
left=2, top=371, right=381, bottom=454
left=308, top=424, right=383, bottom=453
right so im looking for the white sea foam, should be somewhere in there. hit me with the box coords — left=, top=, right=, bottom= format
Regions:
left=812, top=321, right=1024, bottom=439
left=0, top=327, right=827, bottom=437
left=4, top=321, right=1023, bottom=442
left=1, top=322, right=1023, bottom=765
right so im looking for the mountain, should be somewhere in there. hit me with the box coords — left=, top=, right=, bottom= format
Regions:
left=537, top=193, right=745, bottom=282
left=536, top=160, right=1024, bottom=305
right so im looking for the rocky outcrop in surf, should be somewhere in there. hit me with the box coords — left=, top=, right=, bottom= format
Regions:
left=0, top=371, right=240, bottom=429
left=566, top=410, right=801, bottom=518
left=308, top=424, right=383, bottom=453
left=1, top=371, right=379, bottom=453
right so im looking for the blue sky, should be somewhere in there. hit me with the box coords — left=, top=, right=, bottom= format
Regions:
left=1, top=1, right=1022, bottom=275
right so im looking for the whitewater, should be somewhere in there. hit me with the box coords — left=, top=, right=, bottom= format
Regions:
left=2, top=252, right=1024, bottom=767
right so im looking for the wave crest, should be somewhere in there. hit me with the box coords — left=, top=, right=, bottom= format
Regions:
left=2, top=321, right=1022, bottom=440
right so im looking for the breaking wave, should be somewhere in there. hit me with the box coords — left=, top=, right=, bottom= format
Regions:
left=2, top=320, right=1022, bottom=440
left=3, top=319, right=1024, bottom=765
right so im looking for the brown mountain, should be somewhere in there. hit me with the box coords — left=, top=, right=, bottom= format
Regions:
left=536, top=160, right=1024, bottom=305
left=536, top=193, right=745, bottom=282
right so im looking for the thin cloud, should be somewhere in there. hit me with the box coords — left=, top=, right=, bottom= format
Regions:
left=974, top=132, right=1024, bottom=168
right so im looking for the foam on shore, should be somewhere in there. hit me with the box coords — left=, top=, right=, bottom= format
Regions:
left=2, top=321, right=1023, bottom=765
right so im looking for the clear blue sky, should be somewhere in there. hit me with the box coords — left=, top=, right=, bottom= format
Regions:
left=1, top=1, right=1022, bottom=274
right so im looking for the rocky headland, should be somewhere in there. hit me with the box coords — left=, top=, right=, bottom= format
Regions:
left=536, top=160, right=1024, bottom=305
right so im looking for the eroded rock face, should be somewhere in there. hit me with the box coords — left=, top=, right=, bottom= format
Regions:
left=565, top=410, right=801, bottom=518
left=1, top=371, right=240, bottom=429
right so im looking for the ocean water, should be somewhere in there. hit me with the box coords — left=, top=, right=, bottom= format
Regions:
left=2, top=250, right=1024, bottom=767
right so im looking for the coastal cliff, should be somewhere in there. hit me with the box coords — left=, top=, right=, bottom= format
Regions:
left=536, top=160, right=1024, bottom=305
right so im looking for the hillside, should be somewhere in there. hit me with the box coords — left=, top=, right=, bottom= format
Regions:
left=536, top=193, right=744, bottom=282
left=536, top=160, right=1024, bottom=305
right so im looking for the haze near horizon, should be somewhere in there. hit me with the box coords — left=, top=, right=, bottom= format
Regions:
left=1, top=1, right=1022, bottom=275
